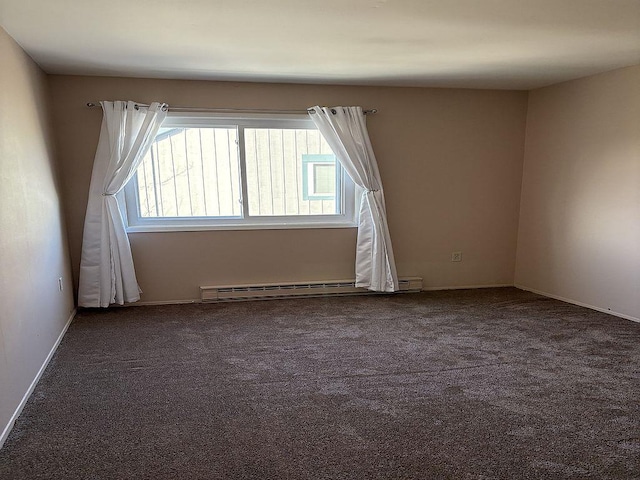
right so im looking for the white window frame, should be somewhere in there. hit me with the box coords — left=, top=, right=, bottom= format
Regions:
left=122, top=112, right=358, bottom=232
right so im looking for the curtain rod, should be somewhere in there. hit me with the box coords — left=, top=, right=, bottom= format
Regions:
left=85, top=103, right=377, bottom=115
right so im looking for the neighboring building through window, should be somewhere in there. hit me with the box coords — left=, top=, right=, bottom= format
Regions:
left=123, top=113, right=357, bottom=230
left=302, top=154, right=337, bottom=201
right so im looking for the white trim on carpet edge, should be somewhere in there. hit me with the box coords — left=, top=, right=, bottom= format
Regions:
left=0, top=308, right=76, bottom=449
left=515, top=285, right=639, bottom=324
left=422, top=284, right=513, bottom=291
left=124, top=299, right=201, bottom=307
left=122, top=286, right=516, bottom=306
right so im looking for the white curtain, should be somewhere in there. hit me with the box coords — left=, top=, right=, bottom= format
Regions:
left=78, top=101, right=167, bottom=307
left=309, top=106, right=398, bottom=292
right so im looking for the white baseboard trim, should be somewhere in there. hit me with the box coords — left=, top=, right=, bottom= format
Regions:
left=0, top=308, right=76, bottom=449
left=515, top=284, right=640, bottom=324
left=125, top=298, right=201, bottom=307
left=132, top=286, right=516, bottom=305
left=422, top=283, right=513, bottom=291
left=137, top=286, right=516, bottom=304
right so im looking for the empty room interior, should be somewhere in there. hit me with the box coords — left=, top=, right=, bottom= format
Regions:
left=1, top=0, right=639, bottom=478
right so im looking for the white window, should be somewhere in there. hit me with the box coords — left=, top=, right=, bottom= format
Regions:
left=122, top=113, right=357, bottom=231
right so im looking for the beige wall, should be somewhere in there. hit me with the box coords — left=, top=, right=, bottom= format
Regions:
left=48, top=76, right=528, bottom=303
left=515, top=65, right=640, bottom=320
left=0, top=28, right=74, bottom=443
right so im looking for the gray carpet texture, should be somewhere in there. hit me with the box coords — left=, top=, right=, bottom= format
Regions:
left=1, top=287, right=639, bottom=479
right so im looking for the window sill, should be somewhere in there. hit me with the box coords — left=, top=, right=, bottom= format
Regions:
left=126, top=221, right=358, bottom=233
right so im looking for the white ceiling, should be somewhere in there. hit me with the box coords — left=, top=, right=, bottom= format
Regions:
left=1, top=0, right=639, bottom=90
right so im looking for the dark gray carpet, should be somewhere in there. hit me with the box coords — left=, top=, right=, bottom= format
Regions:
left=1, top=288, right=639, bottom=479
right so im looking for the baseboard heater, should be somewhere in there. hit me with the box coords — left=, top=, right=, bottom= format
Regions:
left=200, top=277, right=423, bottom=302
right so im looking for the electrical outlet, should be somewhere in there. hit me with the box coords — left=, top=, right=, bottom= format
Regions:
left=58, top=277, right=63, bottom=291
left=451, top=252, right=462, bottom=262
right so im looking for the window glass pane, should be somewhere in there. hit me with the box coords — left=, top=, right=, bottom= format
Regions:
left=302, top=154, right=337, bottom=200
left=126, top=115, right=357, bottom=231
left=244, top=128, right=339, bottom=216
left=136, top=127, right=241, bottom=218
left=313, top=164, right=336, bottom=195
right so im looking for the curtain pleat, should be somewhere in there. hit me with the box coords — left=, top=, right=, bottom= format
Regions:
left=78, top=101, right=167, bottom=307
left=309, top=106, right=398, bottom=292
